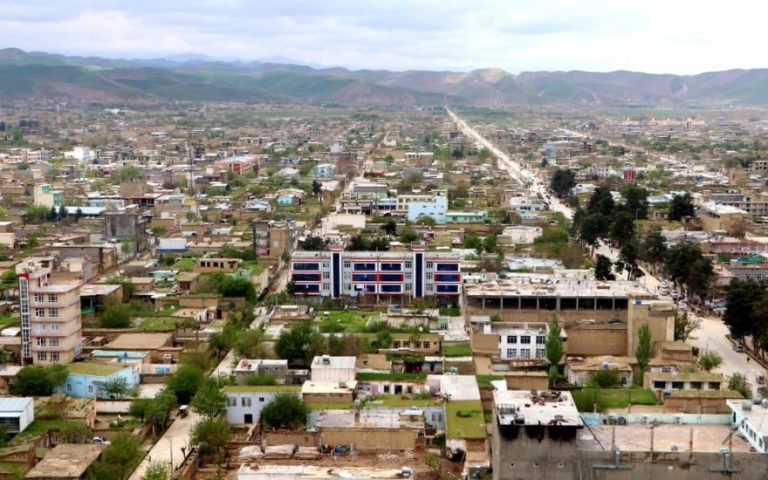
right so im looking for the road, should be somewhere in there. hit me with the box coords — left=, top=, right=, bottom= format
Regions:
left=447, top=107, right=766, bottom=391
left=129, top=350, right=238, bottom=480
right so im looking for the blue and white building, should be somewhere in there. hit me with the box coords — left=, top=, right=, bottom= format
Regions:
left=57, top=362, right=140, bottom=399
left=290, top=246, right=461, bottom=303
left=399, top=190, right=448, bottom=224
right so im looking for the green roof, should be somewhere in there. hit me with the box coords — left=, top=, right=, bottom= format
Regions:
left=668, top=389, right=743, bottom=399
left=67, top=363, right=126, bottom=377
left=446, top=400, right=486, bottom=439
left=223, top=385, right=301, bottom=394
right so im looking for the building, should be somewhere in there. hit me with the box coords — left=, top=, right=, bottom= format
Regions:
left=290, top=246, right=461, bottom=303
left=252, top=220, right=293, bottom=260
left=215, top=155, right=258, bottom=176
left=728, top=398, right=768, bottom=453
left=308, top=407, right=425, bottom=451
left=224, top=385, right=301, bottom=424
left=446, top=210, right=487, bottom=223
left=401, top=190, right=448, bottom=224
left=57, top=362, right=140, bottom=399
left=644, top=371, right=727, bottom=392
left=492, top=390, right=583, bottom=480
left=699, top=202, right=748, bottom=233
left=26, top=444, right=106, bottom=480
left=233, top=359, right=288, bottom=385
left=0, top=397, right=34, bottom=434
left=310, top=355, right=356, bottom=384
left=195, top=258, right=242, bottom=273
left=17, top=258, right=83, bottom=365
left=313, top=163, right=336, bottom=178
left=103, top=210, right=148, bottom=253
left=33, top=183, right=64, bottom=208
left=486, top=322, right=549, bottom=361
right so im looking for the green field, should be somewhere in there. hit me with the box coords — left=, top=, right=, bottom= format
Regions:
left=571, top=388, right=658, bottom=412
left=446, top=400, right=486, bottom=439
left=442, top=342, right=472, bottom=357
left=137, top=317, right=179, bottom=331
left=475, top=375, right=504, bottom=388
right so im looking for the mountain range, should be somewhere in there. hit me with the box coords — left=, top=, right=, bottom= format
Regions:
left=1, top=48, right=768, bottom=107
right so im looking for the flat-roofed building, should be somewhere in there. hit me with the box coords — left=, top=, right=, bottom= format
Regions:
left=728, top=398, right=768, bottom=453
left=26, top=443, right=106, bottom=479
left=0, top=397, right=33, bottom=434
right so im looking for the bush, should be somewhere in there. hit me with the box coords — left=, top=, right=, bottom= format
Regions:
left=11, top=364, right=68, bottom=396
left=166, top=365, right=205, bottom=404
left=261, top=394, right=308, bottom=429
left=586, top=369, right=621, bottom=388
left=99, top=304, right=132, bottom=328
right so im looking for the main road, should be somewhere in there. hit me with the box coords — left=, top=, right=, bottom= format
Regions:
left=446, top=107, right=766, bottom=391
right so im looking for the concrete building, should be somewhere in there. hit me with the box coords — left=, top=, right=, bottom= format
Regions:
left=290, top=247, right=461, bottom=303
left=644, top=371, right=727, bottom=392
left=215, top=155, right=258, bottom=176
left=26, top=444, right=106, bottom=480
left=103, top=210, right=148, bottom=253
left=728, top=398, right=768, bottom=453
left=252, top=220, right=293, bottom=260
left=224, top=385, right=301, bottom=424
left=57, top=362, right=140, bottom=399
left=310, top=355, right=356, bottom=384
left=699, top=202, right=748, bottom=233
left=17, top=258, right=83, bottom=365
left=0, top=397, right=34, bottom=434
left=233, top=358, right=288, bottom=385
left=400, top=190, right=448, bottom=224
left=33, top=183, right=64, bottom=208
left=487, top=322, right=549, bottom=361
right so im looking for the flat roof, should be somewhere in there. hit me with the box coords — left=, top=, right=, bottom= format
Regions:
left=580, top=424, right=752, bottom=453
left=728, top=399, right=768, bottom=437
left=105, top=332, right=173, bottom=350
left=237, top=465, right=410, bottom=479
left=495, top=390, right=582, bottom=427
left=465, top=277, right=648, bottom=299
left=223, top=385, right=301, bottom=394
left=427, top=374, right=480, bottom=401
left=311, top=356, right=357, bottom=369
left=309, top=407, right=424, bottom=430
left=68, top=362, right=127, bottom=377
left=302, top=381, right=358, bottom=394
left=81, top=283, right=121, bottom=296
left=0, top=397, right=32, bottom=414
left=646, top=372, right=725, bottom=382
left=26, top=444, right=106, bottom=478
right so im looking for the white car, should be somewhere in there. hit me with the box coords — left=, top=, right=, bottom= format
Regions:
left=92, top=436, right=111, bottom=445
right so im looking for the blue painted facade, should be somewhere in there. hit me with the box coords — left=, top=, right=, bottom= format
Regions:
left=57, top=365, right=139, bottom=399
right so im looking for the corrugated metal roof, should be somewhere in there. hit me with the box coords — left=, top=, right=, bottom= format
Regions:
left=0, top=397, right=33, bottom=413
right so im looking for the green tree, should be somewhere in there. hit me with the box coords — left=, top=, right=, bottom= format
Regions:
left=166, top=364, right=205, bottom=404
left=141, top=462, right=170, bottom=480
left=60, top=422, right=92, bottom=443
left=144, top=389, right=177, bottom=436
left=416, top=215, right=437, bottom=226
left=399, top=228, right=419, bottom=243
left=381, top=220, right=397, bottom=236
left=587, top=369, right=621, bottom=388
left=729, top=372, right=752, bottom=399
left=261, top=393, right=309, bottom=429
left=218, top=276, right=256, bottom=304
left=667, top=193, right=695, bottom=221
left=104, top=377, right=129, bottom=398
left=594, top=254, right=615, bottom=281
left=233, top=329, right=265, bottom=359
left=191, top=378, right=227, bottom=419
left=635, top=324, right=652, bottom=384
left=191, top=419, right=230, bottom=470
left=99, top=304, right=132, bottom=328
left=311, top=179, right=322, bottom=196
left=620, top=183, right=649, bottom=220
left=300, top=235, right=328, bottom=251
left=587, top=185, right=615, bottom=216
left=23, top=205, right=50, bottom=223
left=639, top=226, right=667, bottom=273
left=699, top=350, right=723, bottom=372
left=463, top=233, right=482, bottom=250
left=663, top=242, right=713, bottom=300
left=550, top=169, right=576, bottom=199
left=346, top=235, right=371, bottom=251
left=10, top=364, right=68, bottom=396
left=609, top=210, right=635, bottom=247
left=722, top=279, right=764, bottom=340
left=616, top=238, right=643, bottom=280
left=577, top=212, right=609, bottom=251
left=482, top=234, right=499, bottom=254
left=674, top=310, right=700, bottom=341
left=87, top=432, right=143, bottom=480
left=546, top=314, right=564, bottom=386
left=113, top=165, right=144, bottom=184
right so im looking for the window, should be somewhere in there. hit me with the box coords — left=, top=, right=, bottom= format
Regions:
left=405, top=272, right=412, bottom=280
left=536, top=336, right=546, bottom=344
left=506, top=335, right=517, bottom=344
left=322, top=261, right=330, bottom=268
left=36, top=324, right=45, bottom=332
left=36, top=338, right=46, bottom=347
left=653, top=381, right=666, bottom=389
left=520, top=349, right=531, bottom=359
left=507, top=348, right=517, bottom=358
left=34, top=293, right=44, bottom=302
left=88, top=386, right=93, bottom=393
left=405, top=284, right=412, bottom=291
left=405, top=261, right=413, bottom=269
left=35, top=308, right=45, bottom=318
left=426, top=272, right=434, bottom=280
left=423, top=341, right=430, bottom=349
left=344, top=260, right=351, bottom=269
left=51, top=324, right=59, bottom=331
left=66, top=384, right=72, bottom=392
left=709, top=382, right=721, bottom=390
left=520, top=336, right=531, bottom=344
left=242, top=397, right=252, bottom=407
left=50, top=338, right=59, bottom=347
left=48, top=308, right=58, bottom=318
left=48, top=294, right=58, bottom=303
left=37, top=352, right=47, bottom=361
left=322, top=271, right=330, bottom=279
left=259, top=397, right=265, bottom=402
left=51, top=352, right=59, bottom=361
left=426, top=261, right=434, bottom=269
left=535, top=349, right=546, bottom=359
left=322, top=283, right=330, bottom=291
left=427, top=284, right=433, bottom=292
left=227, top=397, right=236, bottom=406
left=690, top=382, right=703, bottom=390
left=671, top=381, right=684, bottom=389
left=393, top=341, right=401, bottom=349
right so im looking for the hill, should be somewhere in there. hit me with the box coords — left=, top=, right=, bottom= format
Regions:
left=1, top=48, right=767, bottom=106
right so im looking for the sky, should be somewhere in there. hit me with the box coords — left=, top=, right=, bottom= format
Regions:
left=0, top=0, right=766, bottom=74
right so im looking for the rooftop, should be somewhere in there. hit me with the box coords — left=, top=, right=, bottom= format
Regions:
left=580, top=424, right=752, bottom=453
left=25, top=444, right=106, bottom=479
left=427, top=374, right=480, bottom=401
left=308, top=407, right=424, bottom=430
left=237, top=465, right=412, bottom=479
left=0, top=397, right=32, bottom=414
left=104, top=332, right=173, bottom=350
left=495, top=390, right=582, bottom=427
left=727, top=399, right=768, bottom=437
left=223, top=385, right=301, bottom=394
left=465, top=277, right=648, bottom=299
left=311, top=355, right=357, bottom=370
left=81, top=283, right=122, bottom=296
left=68, top=362, right=127, bottom=377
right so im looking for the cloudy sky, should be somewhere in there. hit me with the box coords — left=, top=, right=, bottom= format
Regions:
left=1, top=0, right=765, bottom=74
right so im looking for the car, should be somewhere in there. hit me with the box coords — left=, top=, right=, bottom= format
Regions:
left=608, top=318, right=624, bottom=325
left=92, top=436, right=111, bottom=445
left=734, top=344, right=746, bottom=352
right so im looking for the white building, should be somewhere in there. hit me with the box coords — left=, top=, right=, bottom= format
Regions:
left=485, top=322, right=548, bottom=361
left=233, top=359, right=288, bottom=385
left=310, top=355, right=356, bottom=384
left=400, top=190, right=448, bottom=224
left=502, top=225, right=542, bottom=245
left=728, top=399, right=768, bottom=453
left=0, top=397, right=34, bottom=434
left=224, top=385, right=301, bottom=425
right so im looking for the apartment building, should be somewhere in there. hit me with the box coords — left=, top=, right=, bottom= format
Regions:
left=290, top=246, right=461, bottom=302
left=16, top=258, right=83, bottom=365
left=485, top=322, right=549, bottom=361
left=399, top=190, right=448, bottom=224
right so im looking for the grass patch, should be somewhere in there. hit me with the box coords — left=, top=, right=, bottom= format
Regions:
left=306, top=402, right=355, bottom=411
left=442, top=342, right=472, bottom=357
left=0, top=314, right=19, bottom=326
left=10, top=420, right=82, bottom=446
left=364, top=395, right=441, bottom=408
left=356, top=372, right=427, bottom=382
left=446, top=400, right=486, bottom=439
left=137, top=316, right=179, bottom=331
left=439, top=307, right=461, bottom=317
left=475, top=375, right=504, bottom=388
left=176, top=258, right=196, bottom=271
left=571, top=388, right=658, bottom=412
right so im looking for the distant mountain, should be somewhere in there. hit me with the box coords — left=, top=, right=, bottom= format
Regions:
left=1, top=48, right=767, bottom=106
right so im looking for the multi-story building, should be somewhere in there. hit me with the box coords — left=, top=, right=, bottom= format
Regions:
left=290, top=246, right=461, bottom=303
left=17, top=258, right=83, bottom=365
left=399, top=190, right=448, bottom=224
left=484, top=322, right=549, bottom=361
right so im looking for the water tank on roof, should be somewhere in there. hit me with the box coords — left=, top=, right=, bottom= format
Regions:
left=602, top=362, right=610, bottom=370
left=742, top=400, right=752, bottom=411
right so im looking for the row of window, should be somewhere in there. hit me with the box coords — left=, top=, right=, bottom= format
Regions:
left=505, top=348, right=546, bottom=359
left=227, top=396, right=268, bottom=407
left=505, top=335, right=546, bottom=345
left=392, top=340, right=434, bottom=349
left=36, top=352, right=61, bottom=362
left=33, top=294, right=58, bottom=303
left=652, top=381, right=721, bottom=390
left=36, top=337, right=61, bottom=347
left=36, top=323, right=60, bottom=332
left=34, top=308, right=59, bottom=318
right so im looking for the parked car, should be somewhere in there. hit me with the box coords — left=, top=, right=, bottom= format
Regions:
left=608, top=318, right=624, bottom=325
left=92, top=436, right=111, bottom=445
left=734, top=343, right=746, bottom=353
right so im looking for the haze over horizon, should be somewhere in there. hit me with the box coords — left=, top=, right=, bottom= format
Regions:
left=2, top=0, right=767, bottom=75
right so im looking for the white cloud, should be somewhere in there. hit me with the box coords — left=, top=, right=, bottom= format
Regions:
left=0, top=0, right=765, bottom=73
